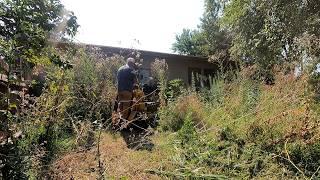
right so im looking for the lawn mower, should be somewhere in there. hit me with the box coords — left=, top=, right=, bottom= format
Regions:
left=112, top=82, right=159, bottom=131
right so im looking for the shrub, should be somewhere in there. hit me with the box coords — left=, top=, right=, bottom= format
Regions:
left=155, top=68, right=320, bottom=179
left=165, top=79, right=185, bottom=102
left=177, top=113, right=198, bottom=147
left=159, top=93, right=206, bottom=132
left=11, top=63, right=74, bottom=179
left=158, top=102, right=182, bottom=132
left=199, top=78, right=225, bottom=106
left=288, top=142, right=320, bottom=177
left=66, top=48, right=124, bottom=126
left=150, top=59, right=168, bottom=106
left=0, top=47, right=125, bottom=178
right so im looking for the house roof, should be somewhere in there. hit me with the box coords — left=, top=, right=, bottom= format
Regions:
left=81, top=43, right=209, bottom=62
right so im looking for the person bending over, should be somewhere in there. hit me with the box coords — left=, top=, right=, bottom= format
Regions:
left=116, top=57, right=138, bottom=120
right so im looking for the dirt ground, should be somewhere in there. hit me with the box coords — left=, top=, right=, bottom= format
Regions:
left=51, top=130, right=172, bottom=179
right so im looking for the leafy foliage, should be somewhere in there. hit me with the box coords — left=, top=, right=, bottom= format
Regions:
left=172, top=0, right=231, bottom=60
left=221, top=0, right=320, bottom=79
left=157, top=70, right=320, bottom=179
left=165, top=79, right=184, bottom=102
left=150, top=59, right=168, bottom=106
left=172, top=29, right=208, bottom=56
left=0, top=0, right=78, bottom=178
left=3, top=48, right=125, bottom=179
left=0, top=0, right=79, bottom=64
left=174, top=0, right=320, bottom=83
left=67, top=48, right=125, bottom=125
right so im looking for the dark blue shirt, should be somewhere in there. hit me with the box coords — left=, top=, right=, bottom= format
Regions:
left=117, top=64, right=136, bottom=92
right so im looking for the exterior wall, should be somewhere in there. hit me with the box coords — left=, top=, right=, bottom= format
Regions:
left=91, top=44, right=220, bottom=86
left=167, top=59, right=218, bottom=85
left=139, top=54, right=218, bottom=86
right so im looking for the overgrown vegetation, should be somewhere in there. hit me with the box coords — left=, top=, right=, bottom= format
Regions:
left=155, top=70, right=320, bottom=179
left=6, top=48, right=126, bottom=179
left=0, top=0, right=319, bottom=179
left=0, top=0, right=79, bottom=178
left=167, top=1, right=320, bottom=177
left=173, top=0, right=320, bottom=83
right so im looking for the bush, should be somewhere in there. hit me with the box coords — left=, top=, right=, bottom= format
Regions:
left=165, top=79, right=185, bottom=102
left=0, top=47, right=125, bottom=178
left=288, top=142, right=320, bottom=177
left=150, top=59, right=168, bottom=106
left=159, top=93, right=206, bottom=132
left=158, top=102, right=182, bottom=132
left=5, top=63, right=74, bottom=179
left=67, top=48, right=124, bottom=126
left=199, top=78, right=225, bottom=106
left=177, top=113, right=198, bottom=147
left=155, top=69, right=320, bottom=179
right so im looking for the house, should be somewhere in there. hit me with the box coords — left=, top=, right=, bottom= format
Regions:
left=85, top=44, right=220, bottom=87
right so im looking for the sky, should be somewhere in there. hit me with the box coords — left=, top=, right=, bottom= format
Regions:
left=60, top=0, right=204, bottom=53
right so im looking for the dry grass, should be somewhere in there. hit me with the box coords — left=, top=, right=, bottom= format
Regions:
left=204, top=72, right=316, bottom=139
left=175, top=93, right=206, bottom=125
left=51, top=132, right=173, bottom=179
left=50, top=71, right=320, bottom=179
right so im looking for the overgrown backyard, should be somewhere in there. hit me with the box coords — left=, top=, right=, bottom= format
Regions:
left=49, top=57, right=320, bottom=179
left=1, top=0, right=320, bottom=179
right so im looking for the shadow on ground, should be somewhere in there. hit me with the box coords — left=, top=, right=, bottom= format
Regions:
left=120, top=123, right=155, bottom=151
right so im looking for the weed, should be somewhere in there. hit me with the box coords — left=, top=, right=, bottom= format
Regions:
left=156, top=70, right=320, bottom=179
left=159, top=93, right=206, bottom=132
left=165, top=79, right=185, bottom=102
left=288, top=142, right=320, bottom=177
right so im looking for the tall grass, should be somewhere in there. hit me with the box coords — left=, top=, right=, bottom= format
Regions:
left=156, top=69, right=320, bottom=179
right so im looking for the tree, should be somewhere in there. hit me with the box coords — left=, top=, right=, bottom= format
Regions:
left=0, top=0, right=78, bottom=65
left=200, top=0, right=230, bottom=54
left=0, top=0, right=78, bottom=178
left=221, top=0, right=320, bottom=80
left=174, top=0, right=320, bottom=82
left=172, top=28, right=208, bottom=56
left=172, top=0, right=231, bottom=60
